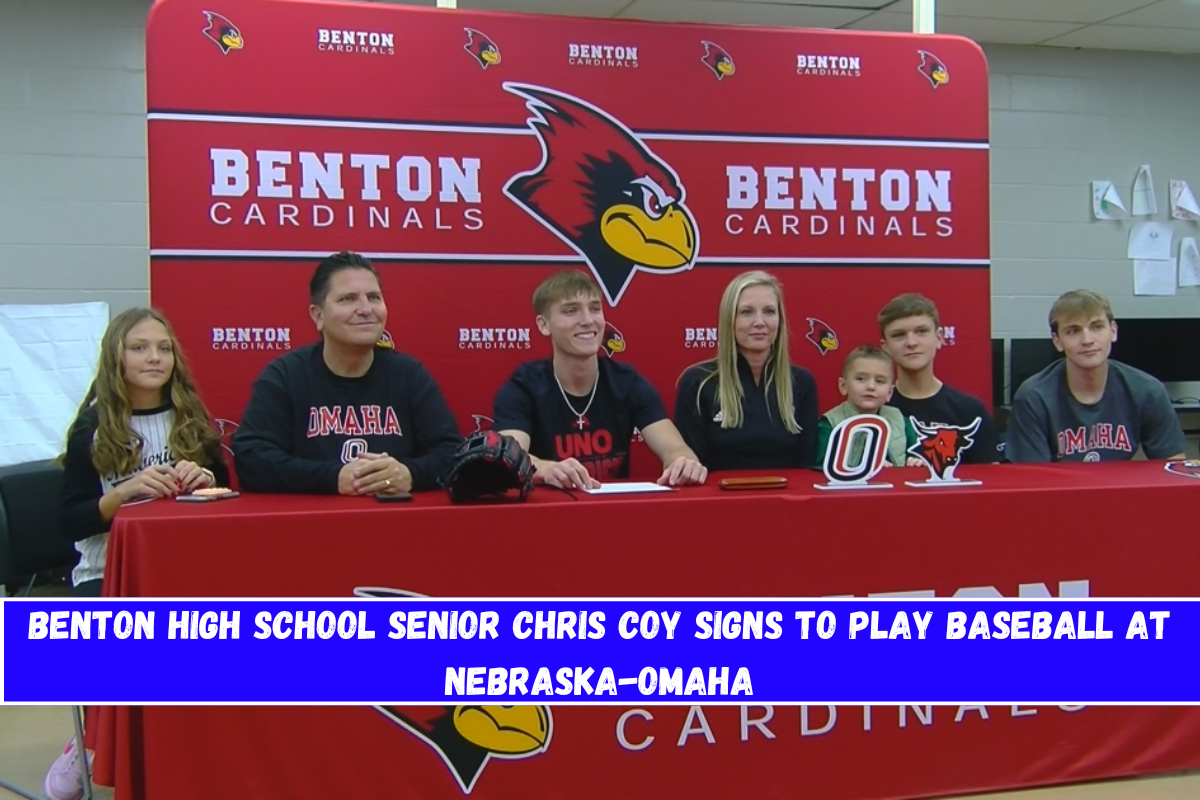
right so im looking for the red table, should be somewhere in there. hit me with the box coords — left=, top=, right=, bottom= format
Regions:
left=93, top=462, right=1200, bottom=800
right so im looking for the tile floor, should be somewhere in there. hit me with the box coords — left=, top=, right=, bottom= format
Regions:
left=1, top=704, right=1198, bottom=800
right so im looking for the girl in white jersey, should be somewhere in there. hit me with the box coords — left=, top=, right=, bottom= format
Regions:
left=44, top=307, right=228, bottom=800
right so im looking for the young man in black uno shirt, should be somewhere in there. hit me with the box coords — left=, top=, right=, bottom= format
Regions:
left=493, top=271, right=706, bottom=489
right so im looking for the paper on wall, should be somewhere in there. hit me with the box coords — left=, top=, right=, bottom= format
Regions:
left=1092, top=180, right=1127, bottom=220
left=1180, top=238, right=1200, bottom=287
left=1133, top=259, right=1176, bottom=296
left=0, top=302, right=109, bottom=468
left=1132, top=164, right=1157, bottom=216
left=1171, top=180, right=1200, bottom=220
left=1128, top=221, right=1173, bottom=260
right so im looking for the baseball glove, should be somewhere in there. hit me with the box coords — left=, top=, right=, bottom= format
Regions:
left=445, top=430, right=535, bottom=504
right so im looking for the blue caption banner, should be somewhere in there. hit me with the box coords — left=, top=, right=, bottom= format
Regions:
left=2, top=599, right=1191, bottom=704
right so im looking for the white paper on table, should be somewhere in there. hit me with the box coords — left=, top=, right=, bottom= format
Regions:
left=580, top=482, right=674, bottom=495
left=1092, top=180, right=1127, bottom=220
left=1133, top=259, right=1177, bottom=296
left=1128, top=221, right=1173, bottom=260
left=1132, top=164, right=1158, bottom=216
left=1171, top=180, right=1200, bottom=220
left=1179, top=238, right=1200, bottom=287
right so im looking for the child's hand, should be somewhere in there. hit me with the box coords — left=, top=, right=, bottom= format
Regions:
left=905, top=457, right=926, bottom=468
left=118, top=465, right=178, bottom=500
left=175, top=460, right=216, bottom=492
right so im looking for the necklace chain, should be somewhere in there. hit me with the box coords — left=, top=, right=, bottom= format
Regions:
left=555, top=370, right=599, bottom=429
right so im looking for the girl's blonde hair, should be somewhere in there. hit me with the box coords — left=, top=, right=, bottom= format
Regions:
left=69, top=308, right=220, bottom=476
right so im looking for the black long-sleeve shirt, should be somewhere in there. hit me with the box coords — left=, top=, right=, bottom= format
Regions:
left=232, top=343, right=462, bottom=493
left=674, top=356, right=819, bottom=471
left=61, top=404, right=230, bottom=584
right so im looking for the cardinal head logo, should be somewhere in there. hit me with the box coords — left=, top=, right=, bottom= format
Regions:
left=805, top=317, right=839, bottom=356
left=700, top=41, right=735, bottom=80
left=377, top=705, right=552, bottom=794
left=503, top=83, right=699, bottom=306
left=917, top=50, right=949, bottom=88
left=463, top=28, right=501, bottom=69
left=201, top=11, right=243, bottom=55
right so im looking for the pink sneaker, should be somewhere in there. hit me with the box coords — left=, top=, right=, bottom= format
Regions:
left=43, top=738, right=93, bottom=800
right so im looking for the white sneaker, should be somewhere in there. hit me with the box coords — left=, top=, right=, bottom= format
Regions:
left=43, top=738, right=93, bottom=800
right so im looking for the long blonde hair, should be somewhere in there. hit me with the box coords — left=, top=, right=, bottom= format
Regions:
left=68, top=308, right=220, bottom=477
left=690, top=271, right=800, bottom=433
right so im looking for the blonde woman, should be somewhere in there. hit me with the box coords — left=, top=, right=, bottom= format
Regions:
left=674, top=271, right=818, bottom=470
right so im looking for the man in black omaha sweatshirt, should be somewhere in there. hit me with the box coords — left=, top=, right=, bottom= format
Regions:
left=232, top=252, right=461, bottom=495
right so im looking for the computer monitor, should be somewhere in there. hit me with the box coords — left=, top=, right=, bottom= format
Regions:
left=1008, top=338, right=1062, bottom=399
left=1110, top=318, right=1200, bottom=384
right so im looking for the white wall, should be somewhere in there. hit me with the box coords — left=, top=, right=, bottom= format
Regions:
left=2, top=0, right=1200, bottom=335
left=987, top=45, right=1200, bottom=339
left=0, top=0, right=150, bottom=314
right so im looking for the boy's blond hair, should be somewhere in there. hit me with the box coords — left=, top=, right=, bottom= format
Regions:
left=841, top=344, right=894, bottom=379
left=532, top=271, right=601, bottom=316
left=877, top=293, right=939, bottom=337
left=1048, top=289, right=1114, bottom=334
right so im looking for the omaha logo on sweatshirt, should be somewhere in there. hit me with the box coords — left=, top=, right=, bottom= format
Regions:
left=306, top=405, right=402, bottom=438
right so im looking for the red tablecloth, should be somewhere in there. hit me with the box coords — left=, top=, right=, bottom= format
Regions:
left=92, top=462, right=1200, bottom=800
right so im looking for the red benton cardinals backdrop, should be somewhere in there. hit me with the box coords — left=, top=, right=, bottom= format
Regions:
left=147, top=0, right=990, bottom=476
left=133, top=5, right=1200, bottom=800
